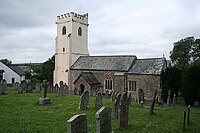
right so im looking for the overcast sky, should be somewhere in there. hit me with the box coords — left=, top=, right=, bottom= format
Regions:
left=0, top=0, right=200, bottom=63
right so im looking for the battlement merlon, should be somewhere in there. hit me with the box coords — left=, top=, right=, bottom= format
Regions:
left=56, top=12, right=89, bottom=26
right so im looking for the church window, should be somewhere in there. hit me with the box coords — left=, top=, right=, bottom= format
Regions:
left=128, top=81, right=136, bottom=92
left=78, top=27, right=82, bottom=36
left=104, top=75, right=113, bottom=90
left=62, top=26, right=66, bottom=35
left=63, top=47, right=65, bottom=52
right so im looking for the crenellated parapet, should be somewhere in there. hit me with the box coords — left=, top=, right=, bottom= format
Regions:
left=56, top=12, right=88, bottom=26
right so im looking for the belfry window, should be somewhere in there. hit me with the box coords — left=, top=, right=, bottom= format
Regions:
left=62, top=26, right=66, bottom=35
left=63, top=47, right=65, bottom=52
left=78, top=27, right=82, bottom=36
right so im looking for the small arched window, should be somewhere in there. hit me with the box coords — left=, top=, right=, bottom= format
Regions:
left=62, top=26, right=66, bottom=35
left=63, top=47, right=65, bottom=52
left=78, top=27, right=82, bottom=36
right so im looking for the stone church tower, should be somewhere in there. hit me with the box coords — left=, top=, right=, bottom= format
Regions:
left=53, top=12, right=89, bottom=86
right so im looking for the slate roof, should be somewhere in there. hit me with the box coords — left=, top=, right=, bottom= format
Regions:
left=128, top=58, right=164, bottom=75
left=71, top=55, right=137, bottom=71
left=73, top=72, right=101, bottom=85
left=10, top=66, right=25, bottom=75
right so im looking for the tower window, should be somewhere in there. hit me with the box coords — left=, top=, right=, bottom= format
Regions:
left=63, top=47, right=65, bottom=52
left=62, top=26, right=66, bottom=35
left=78, top=27, right=82, bottom=36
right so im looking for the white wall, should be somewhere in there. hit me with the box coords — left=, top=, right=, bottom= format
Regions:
left=0, top=62, right=22, bottom=84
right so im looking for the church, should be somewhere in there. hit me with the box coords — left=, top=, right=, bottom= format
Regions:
left=53, top=12, right=167, bottom=100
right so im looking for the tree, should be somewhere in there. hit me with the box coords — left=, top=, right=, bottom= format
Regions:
left=0, top=59, right=12, bottom=66
left=170, top=37, right=200, bottom=69
left=161, top=67, right=181, bottom=102
left=182, top=64, right=200, bottom=106
left=40, top=55, right=55, bottom=83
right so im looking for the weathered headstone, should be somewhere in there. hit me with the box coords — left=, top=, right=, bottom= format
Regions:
left=35, top=83, right=41, bottom=93
left=79, top=91, right=89, bottom=110
left=0, top=79, right=7, bottom=95
left=57, top=81, right=65, bottom=96
left=96, top=107, right=112, bottom=133
left=167, top=90, right=171, bottom=106
left=67, top=114, right=88, bottom=133
left=150, top=89, right=157, bottom=115
left=54, top=83, right=59, bottom=93
left=64, top=83, right=68, bottom=94
left=105, top=90, right=109, bottom=99
left=21, top=80, right=27, bottom=92
left=138, top=88, right=144, bottom=106
left=119, top=92, right=131, bottom=128
left=17, top=84, right=23, bottom=94
left=26, top=82, right=33, bottom=93
left=111, top=91, right=116, bottom=101
left=95, top=92, right=103, bottom=109
left=38, top=80, right=50, bottom=105
left=114, top=93, right=121, bottom=118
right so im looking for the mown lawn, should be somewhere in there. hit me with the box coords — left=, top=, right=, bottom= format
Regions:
left=0, top=88, right=200, bottom=133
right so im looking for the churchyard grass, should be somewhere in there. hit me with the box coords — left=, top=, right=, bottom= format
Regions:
left=0, top=88, right=200, bottom=133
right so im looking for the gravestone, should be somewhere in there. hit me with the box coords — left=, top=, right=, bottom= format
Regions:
left=114, top=93, right=121, bottom=118
left=150, top=89, right=157, bottom=115
left=21, top=80, right=27, bottom=92
left=172, top=94, right=176, bottom=109
left=138, top=88, right=144, bottom=106
left=105, top=90, right=109, bottom=99
left=26, top=82, right=33, bottom=93
left=95, top=92, right=103, bottom=109
left=35, top=83, right=41, bottom=93
left=111, top=91, right=116, bottom=101
left=119, top=92, right=132, bottom=128
left=38, top=80, right=50, bottom=105
left=64, top=83, right=68, bottom=94
left=0, top=79, right=7, bottom=95
left=167, top=90, right=171, bottom=106
left=96, top=107, right=112, bottom=133
left=67, top=114, right=88, bottom=133
left=79, top=91, right=89, bottom=110
left=54, top=83, right=59, bottom=93
left=17, top=84, right=23, bottom=94
left=57, top=81, right=65, bottom=96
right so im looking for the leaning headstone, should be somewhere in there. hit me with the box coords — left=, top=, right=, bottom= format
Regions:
left=111, top=91, right=116, bottom=101
left=95, top=92, right=103, bottom=109
left=79, top=91, right=89, bottom=110
left=150, top=89, right=157, bottom=115
left=67, top=114, right=88, bottom=133
left=38, top=80, right=50, bottom=105
left=35, top=83, right=41, bottom=93
left=96, top=107, right=112, bottom=133
left=114, top=93, right=121, bottom=118
left=0, top=79, right=7, bottom=95
left=119, top=92, right=131, bottom=128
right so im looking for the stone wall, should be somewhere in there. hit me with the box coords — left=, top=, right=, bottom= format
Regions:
left=127, top=74, right=161, bottom=100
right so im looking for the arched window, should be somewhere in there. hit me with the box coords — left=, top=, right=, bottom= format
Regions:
left=78, top=27, right=82, bottom=36
left=104, top=75, right=113, bottom=90
left=63, top=47, right=65, bottom=52
left=62, top=26, right=66, bottom=35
